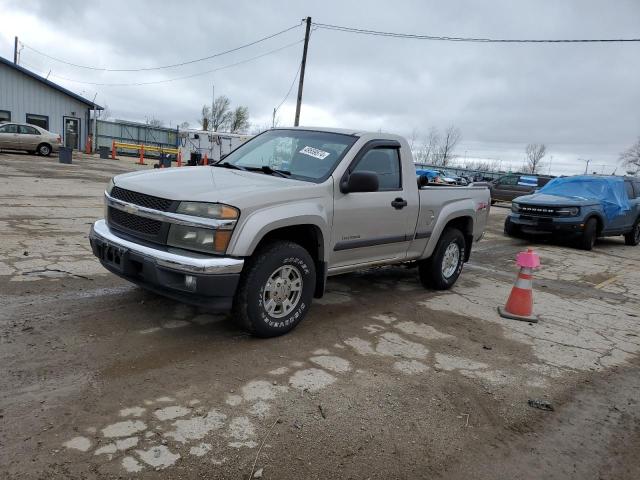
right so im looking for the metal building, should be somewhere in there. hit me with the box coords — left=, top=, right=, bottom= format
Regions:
left=0, top=55, right=102, bottom=151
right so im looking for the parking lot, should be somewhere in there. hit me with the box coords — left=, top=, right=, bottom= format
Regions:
left=1, top=151, right=639, bottom=479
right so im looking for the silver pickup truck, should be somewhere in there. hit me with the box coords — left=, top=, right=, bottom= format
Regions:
left=89, top=127, right=490, bottom=336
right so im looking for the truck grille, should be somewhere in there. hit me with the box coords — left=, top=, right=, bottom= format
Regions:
left=109, top=208, right=162, bottom=236
left=519, top=205, right=558, bottom=217
left=111, top=186, right=172, bottom=212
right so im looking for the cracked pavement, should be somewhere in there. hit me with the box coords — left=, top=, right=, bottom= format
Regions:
left=1, top=151, right=640, bottom=479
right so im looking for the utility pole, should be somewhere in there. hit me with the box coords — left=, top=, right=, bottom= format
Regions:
left=14, top=36, right=18, bottom=64
left=583, top=158, right=591, bottom=174
left=272, top=108, right=276, bottom=128
left=294, top=17, right=312, bottom=127
left=214, top=83, right=216, bottom=130
left=548, top=155, right=553, bottom=175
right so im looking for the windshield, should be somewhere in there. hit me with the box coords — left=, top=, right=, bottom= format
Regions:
left=221, top=129, right=357, bottom=182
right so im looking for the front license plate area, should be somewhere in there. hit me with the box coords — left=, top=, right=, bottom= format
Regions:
left=97, top=242, right=127, bottom=272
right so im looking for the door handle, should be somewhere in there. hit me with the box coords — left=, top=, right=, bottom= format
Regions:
left=391, top=198, right=408, bottom=210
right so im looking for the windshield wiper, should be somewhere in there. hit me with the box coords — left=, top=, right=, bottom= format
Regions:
left=212, top=162, right=247, bottom=171
left=261, top=165, right=291, bottom=178
left=244, top=165, right=291, bottom=178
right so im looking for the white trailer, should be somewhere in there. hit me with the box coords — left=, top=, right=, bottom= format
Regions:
left=177, top=129, right=252, bottom=163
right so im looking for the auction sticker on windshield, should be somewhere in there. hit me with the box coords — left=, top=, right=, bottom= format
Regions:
left=299, top=146, right=330, bottom=160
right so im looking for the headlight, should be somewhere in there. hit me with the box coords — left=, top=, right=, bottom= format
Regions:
left=176, top=201, right=238, bottom=219
left=169, top=202, right=238, bottom=254
left=106, top=178, right=115, bottom=195
left=167, top=225, right=233, bottom=254
left=557, top=207, right=579, bottom=216
left=511, top=202, right=520, bottom=213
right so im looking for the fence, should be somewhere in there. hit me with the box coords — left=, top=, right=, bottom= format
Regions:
left=91, top=119, right=178, bottom=158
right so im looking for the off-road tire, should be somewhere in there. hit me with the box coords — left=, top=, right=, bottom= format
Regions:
left=578, top=217, right=597, bottom=251
left=233, top=241, right=316, bottom=338
left=504, top=216, right=520, bottom=237
left=624, top=218, right=640, bottom=246
left=418, top=227, right=465, bottom=290
left=37, top=143, right=52, bottom=156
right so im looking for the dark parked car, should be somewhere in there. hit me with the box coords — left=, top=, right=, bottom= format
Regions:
left=504, top=175, right=640, bottom=250
left=489, top=174, right=554, bottom=203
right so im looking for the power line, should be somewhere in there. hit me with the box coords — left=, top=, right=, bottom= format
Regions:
left=275, top=60, right=302, bottom=113
left=21, top=40, right=303, bottom=87
left=20, top=23, right=302, bottom=72
left=313, top=22, right=640, bottom=43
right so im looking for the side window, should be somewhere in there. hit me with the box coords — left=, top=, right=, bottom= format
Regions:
left=538, top=177, right=552, bottom=187
left=19, top=125, right=40, bottom=135
left=624, top=181, right=634, bottom=199
left=352, top=147, right=401, bottom=190
left=634, top=182, right=640, bottom=198
left=0, top=124, right=18, bottom=133
left=498, top=175, right=518, bottom=186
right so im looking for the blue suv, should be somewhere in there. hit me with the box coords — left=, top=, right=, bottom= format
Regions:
left=504, top=176, right=640, bottom=250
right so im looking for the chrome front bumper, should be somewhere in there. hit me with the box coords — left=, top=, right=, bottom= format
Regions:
left=89, top=219, right=244, bottom=275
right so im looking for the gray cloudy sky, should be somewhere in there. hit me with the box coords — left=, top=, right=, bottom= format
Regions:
left=2, top=0, right=639, bottom=174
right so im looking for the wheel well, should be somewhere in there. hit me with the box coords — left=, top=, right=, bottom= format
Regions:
left=254, top=225, right=326, bottom=298
left=37, top=142, right=52, bottom=150
left=444, top=216, right=474, bottom=261
left=585, top=214, right=604, bottom=235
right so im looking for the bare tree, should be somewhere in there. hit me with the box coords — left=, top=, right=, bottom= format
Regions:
left=97, top=104, right=112, bottom=121
left=178, top=121, right=190, bottom=130
left=424, top=127, right=441, bottom=164
left=199, top=106, right=210, bottom=131
left=435, top=125, right=461, bottom=167
left=464, top=158, right=502, bottom=173
left=146, top=117, right=164, bottom=128
left=229, top=106, right=250, bottom=133
left=211, top=96, right=232, bottom=132
left=525, top=143, right=547, bottom=174
left=620, top=136, right=640, bottom=174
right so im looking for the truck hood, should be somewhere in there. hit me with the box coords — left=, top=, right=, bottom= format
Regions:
left=113, top=166, right=327, bottom=209
left=514, top=193, right=597, bottom=206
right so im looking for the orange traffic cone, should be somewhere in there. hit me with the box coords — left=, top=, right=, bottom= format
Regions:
left=138, top=145, right=146, bottom=165
left=498, top=248, right=540, bottom=323
left=177, top=151, right=182, bottom=167
left=203, top=153, right=208, bottom=165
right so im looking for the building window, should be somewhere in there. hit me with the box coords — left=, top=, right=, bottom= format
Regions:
left=26, top=114, right=49, bottom=131
left=0, top=110, right=10, bottom=123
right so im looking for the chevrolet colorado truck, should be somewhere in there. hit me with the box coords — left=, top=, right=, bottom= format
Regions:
left=89, top=127, right=490, bottom=337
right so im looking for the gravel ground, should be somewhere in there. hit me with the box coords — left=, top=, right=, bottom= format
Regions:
left=1, top=151, right=639, bottom=479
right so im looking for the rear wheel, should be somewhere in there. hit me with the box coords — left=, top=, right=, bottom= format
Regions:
left=418, top=227, right=465, bottom=290
left=624, top=218, right=640, bottom=246
left=37, top=143, right=51, bottom=156
left=578, top=218, right=597, bottom=250
left=233, top=241, right=315, bottom=337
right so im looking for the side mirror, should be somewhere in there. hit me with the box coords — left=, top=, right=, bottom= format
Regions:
left=417, top=175, right=429, bottom=188
left=341, top=171, right=379, bottom=193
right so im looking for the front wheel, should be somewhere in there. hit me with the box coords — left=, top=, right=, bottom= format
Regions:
left=418, top=227, right=466, bottom=290
left=233, top=241, right=316, bottom=337
left=504, top=216, right=521, bottom=237
left=578, top=218, right=597, bottom=250
left=624, top=218, right=640, bottom=246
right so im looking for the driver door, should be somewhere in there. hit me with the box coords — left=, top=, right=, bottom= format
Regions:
left=330, top=141, right=413, bottom=269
